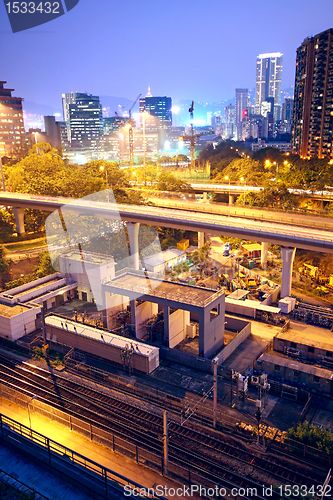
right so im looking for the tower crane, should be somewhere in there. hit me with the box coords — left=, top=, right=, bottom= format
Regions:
left=114, top=94, right=141, bottom=167
left=179, top=101, right=213, bottom=170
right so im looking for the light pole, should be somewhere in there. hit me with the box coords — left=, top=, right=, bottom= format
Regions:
left=225, top=175, right=230, bottom=215
left=27, top=395, right=37, bottom=434
left=33, top=131, right=38, bottom=144
left=100, top=165, right=109, bottom=202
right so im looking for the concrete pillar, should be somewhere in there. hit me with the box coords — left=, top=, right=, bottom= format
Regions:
left=261, top=242, right=269, bottom=268
left=229, top=194, right=235, bottom=205
left=13, top=207, right=25, bottom=236
left=198, top=312, right=205, bottom=357
left=203, top=192, right=208, bottom=201
left=127, top=222, right=140, bottom=270
left=280, top=247, right=296, bottom=298
left=198, top=232, right=204, bottom=249
left=163, top=305, right=170, bottom=343
left=130, top=299, right=137, bottom=335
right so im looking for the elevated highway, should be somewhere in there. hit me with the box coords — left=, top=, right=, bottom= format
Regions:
left=1, top=191, right=333, bottom=298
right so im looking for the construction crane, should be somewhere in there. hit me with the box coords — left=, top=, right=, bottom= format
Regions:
left=179, top=101, right=213, bottom=171
left=128, top=94, right=141, bottom=167
left=114, top=94, right=141, bottom=167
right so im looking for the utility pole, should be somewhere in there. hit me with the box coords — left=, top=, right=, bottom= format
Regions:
left=163, top=411, right=169, bottom=475
left=213, top=357, right=218, bottom=428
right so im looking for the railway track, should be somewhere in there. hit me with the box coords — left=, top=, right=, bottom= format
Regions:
left=0, top=352, right=328, bottom=499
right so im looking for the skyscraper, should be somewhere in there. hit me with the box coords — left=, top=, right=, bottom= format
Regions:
left=255, top=53, right=283, bottom=115
left=292, top=28, right=333, bottom=159
left=139, top=88, right=172, bottom=129
left=235, top=89, right=248, bottom=140
left=66, top=93, right=103, bottom=149
left=0, top=81, right=25, bottom=156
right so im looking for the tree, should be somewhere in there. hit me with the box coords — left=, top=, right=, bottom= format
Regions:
left=156, top=172, right=193, bottom=192
left=35, top=251, right=55, bottom=277
left=0, top=248, right=9, bottom=283
left=214, top=158, right=266, bottom=185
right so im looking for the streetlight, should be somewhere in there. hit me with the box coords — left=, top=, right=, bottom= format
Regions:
left=100, top=165, right=109, bottom=202
left=27, top=395, right=37, bottom=434
left=225, top=175, right=231, bottom=216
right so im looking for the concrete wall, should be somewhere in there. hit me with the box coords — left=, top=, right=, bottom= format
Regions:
left=216, top=317, right=251, bottom=364
left=199, top=294, right=225, bottom=358
left=169, top=309, right=190, bottom=348
left=135, top=301, right=158, bottom=340
left=159, top=346, right=212, bottom=373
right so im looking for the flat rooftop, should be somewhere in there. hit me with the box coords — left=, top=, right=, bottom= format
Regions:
left=60, top=250, right=114, bottom=265
left=276, top=323, right=333, bottom=351
left=104, top=272, right=224, bottom=307
left=258, top=353, right=333, bottom=380
left=0, top=302, right=37, bottom=318
left=10, top=278, right=63, bottom=299
left=45, top=315, right=158, bottom=357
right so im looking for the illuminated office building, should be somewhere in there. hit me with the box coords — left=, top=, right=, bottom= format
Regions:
left=0, top=81, right=25, bottom=156
left=66, top=93, right=103, bottom=149
left=255, top=53, right=283, bottom=115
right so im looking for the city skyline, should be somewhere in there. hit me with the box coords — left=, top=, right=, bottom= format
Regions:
left=0, top=0, right=330, bottom=110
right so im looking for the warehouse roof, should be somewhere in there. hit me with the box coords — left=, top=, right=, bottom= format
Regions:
left=275, top=328, right=333, bottom=352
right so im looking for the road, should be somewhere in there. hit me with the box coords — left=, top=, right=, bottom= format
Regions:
left=1, top=191, right=333, bottom=254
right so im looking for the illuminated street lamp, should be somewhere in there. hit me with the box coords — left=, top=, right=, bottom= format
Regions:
left=100, top=165, right=109, bottom=202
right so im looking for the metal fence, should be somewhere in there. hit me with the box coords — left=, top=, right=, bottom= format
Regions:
left=0, top=383, right=223, bottom=495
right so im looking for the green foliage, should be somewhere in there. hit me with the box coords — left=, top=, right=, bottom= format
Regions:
left=35, top=251, right=55, bottom=277
left=0, top=247, right=9, bottom=280
left=214, top=158, right=267, bottom=185
left=156, top=172, right=193, bottom=192
left=287, top=421, right=333, bottom=456
left=236, top=185, right=300, bottom=210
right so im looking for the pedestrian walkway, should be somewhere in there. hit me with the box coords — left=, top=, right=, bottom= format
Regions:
left=0, top=399, right=197, bottom=500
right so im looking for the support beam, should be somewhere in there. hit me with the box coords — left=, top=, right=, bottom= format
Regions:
left=280, top=246, right=296, bottom=298
left=228, top=194, right=235, bottom=205
left=163, top=305, right=170, bottom=343
left=12, top=207, right=25, bottom=236
left=127, top=222, right=140, bottom=270
left=130, top=299, right=137, bottom=335
left=261, top=242, right=268, bottom=268
left=198, top=231, right=204, bottom=249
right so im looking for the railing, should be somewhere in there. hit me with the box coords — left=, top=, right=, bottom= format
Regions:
left=0, top=413, right=167, bottom=500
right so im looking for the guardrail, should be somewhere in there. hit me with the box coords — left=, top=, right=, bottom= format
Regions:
left=0, top=413, right=167, bottom=500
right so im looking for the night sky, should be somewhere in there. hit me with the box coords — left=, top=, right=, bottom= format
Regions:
left=0, top=0, right=331, bottom=110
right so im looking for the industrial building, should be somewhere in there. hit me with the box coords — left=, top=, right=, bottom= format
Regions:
left=255, top=353, right=333, bottom=396
left=273, top=328, right=333, bottom=366
left=45, top=315, right=159, bottom=374
left=102, top=271, right=225, bottom=358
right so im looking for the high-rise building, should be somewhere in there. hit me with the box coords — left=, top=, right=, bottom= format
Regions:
left=255, top=53, right=283, bottom=115
left=67, top=93, right=103, bottom=149
left=292, top=29, right=333, bottom=159
left=224, top=104, right=235, bottom=139
left=235, top=89, right=248, bottom=140
left=139, top=88, right=172, bottom=129
left=0, top=81, right=25, bottom=156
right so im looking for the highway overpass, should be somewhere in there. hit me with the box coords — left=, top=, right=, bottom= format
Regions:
left=1, top=191, right=333, bottom=298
